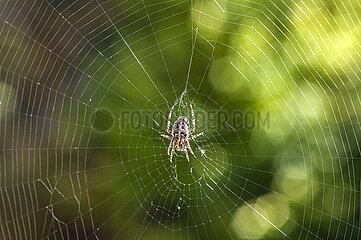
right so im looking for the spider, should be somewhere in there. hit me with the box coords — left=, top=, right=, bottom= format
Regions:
left=161, top=103, right=204, bottom=163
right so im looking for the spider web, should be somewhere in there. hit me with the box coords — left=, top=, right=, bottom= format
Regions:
left=0, top=0, right=360, bottom=239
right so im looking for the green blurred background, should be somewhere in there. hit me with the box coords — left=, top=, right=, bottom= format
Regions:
left=0, top=0, right=360, bottom=239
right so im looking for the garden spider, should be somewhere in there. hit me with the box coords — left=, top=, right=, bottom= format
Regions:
left=161, top=103, right=204, bottom=163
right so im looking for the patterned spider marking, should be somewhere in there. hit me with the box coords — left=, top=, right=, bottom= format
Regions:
left=161, top=103, right=204, bottom=163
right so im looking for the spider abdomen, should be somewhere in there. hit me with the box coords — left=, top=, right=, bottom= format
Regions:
left=171, top=116, right=191, bottom=151
left=162, top=103, right=200, bottom=162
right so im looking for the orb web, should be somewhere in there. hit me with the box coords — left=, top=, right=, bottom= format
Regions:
left=0, top=0, right=360, bottom=239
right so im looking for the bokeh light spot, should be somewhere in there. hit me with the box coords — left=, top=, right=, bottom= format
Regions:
left=231, top=193, right=290, bottom=239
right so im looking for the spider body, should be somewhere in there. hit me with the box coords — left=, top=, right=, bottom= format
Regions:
left=171, top=116, right=192, bottom=151
left=161, top=104, right=203, bottom=163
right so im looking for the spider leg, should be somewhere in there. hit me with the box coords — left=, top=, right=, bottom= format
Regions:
left=190, top=103, right=196, bottom=134
left=167, top=102, right=176, bottom=134
left=184, top=150, right=190, bottom=162
left=191, top=132, right=204, bottom=140
left=168, top=140, right=173, bottom=157
left=169, top=148, right=175, bottom=163
left=188, top=145, right=195, bottom=157
left=161, top=133, right=171, bottom=139
left=197, top=146, right=206, bottom=156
